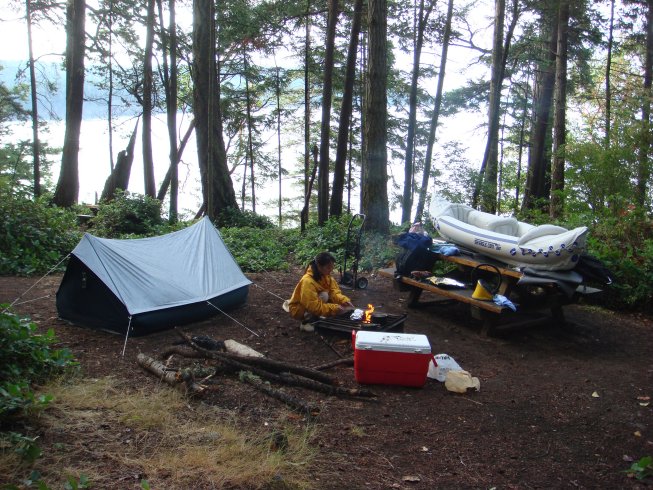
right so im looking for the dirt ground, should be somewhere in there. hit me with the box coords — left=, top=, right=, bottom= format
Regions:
left=2, top=269, right=652, bottom=489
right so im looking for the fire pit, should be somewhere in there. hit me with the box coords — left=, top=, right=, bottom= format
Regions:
left=311, top=312, right=407, bottom=338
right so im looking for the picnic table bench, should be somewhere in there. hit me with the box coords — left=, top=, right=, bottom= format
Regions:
left=378, top=252, right=600, bottom=335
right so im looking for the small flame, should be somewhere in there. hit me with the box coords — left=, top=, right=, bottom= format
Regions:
left=363, top=304, right=375, bottom=323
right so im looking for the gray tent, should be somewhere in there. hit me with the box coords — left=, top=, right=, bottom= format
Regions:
left=56, top=217, right=251, bottom=335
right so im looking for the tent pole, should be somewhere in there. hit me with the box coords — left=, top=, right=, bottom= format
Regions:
left=121, top=316, right=133, bottom=357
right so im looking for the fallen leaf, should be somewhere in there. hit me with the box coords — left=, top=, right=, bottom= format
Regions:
left=402, top=475, right=421, bottom=483
left=637, top=396, right=650, bottom=401
left=634, top=431, right=642, bottom=437
left=639, top=402, right=650, bottom=407
left=421, top=446, right=429, bottom=452
left=592, top=391, right=600, bottom=398
left=623, top=455, right=634, bottom=462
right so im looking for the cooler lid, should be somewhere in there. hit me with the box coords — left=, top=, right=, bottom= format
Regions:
left=355, top=331, right=431, bottom=353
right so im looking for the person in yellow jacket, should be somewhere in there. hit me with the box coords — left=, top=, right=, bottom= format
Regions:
left=283, top=252, right=355, bottom=331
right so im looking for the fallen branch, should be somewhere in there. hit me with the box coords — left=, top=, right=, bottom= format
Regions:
left=177, top=329, right=376, bottom=399
left=239, top=371, right=320, bottom=416
left=137, top=353, right=204, bottom=395
left=219, top=352, right=335, bottom=385
left=160, top=346, right=207, bottom=360
left=165, top=337, right=333, bottom=384
left=312, top=358, right=354, bottom=371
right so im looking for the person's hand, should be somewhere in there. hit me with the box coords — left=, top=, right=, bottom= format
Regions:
left=338, top=302, right=354, bottom=313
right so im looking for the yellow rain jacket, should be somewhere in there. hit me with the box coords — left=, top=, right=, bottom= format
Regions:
left=287, top=266, right=351, bottom=320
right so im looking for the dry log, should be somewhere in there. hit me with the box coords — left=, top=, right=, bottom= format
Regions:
left=137, top=353, right=204, bottom=396
left=312, top=358, right=355, bottom=371
left=220, top=352, right=335, bottom=385
left=177, top=330, right=376, bottom=399
left=160, top=345, right=207, bottom=360
left=172, top=331, right=335, bottom=384
left=239, top=371, right=320, bottom=416
left=224, top=339, right=264, bottom=357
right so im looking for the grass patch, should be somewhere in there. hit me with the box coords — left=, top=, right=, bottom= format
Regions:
left=0, top=377, right=317, bottom=489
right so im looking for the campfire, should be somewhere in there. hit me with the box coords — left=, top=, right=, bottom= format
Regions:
left=311, top=307, right=407, bottom=338
left=363, top=304, right=375, bottom=324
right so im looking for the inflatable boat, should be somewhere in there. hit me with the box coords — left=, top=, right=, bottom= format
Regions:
left=428, top=197, right=588, bottom=271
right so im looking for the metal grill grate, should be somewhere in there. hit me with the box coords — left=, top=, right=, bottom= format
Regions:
left=311, top=313, right=407, bottom=337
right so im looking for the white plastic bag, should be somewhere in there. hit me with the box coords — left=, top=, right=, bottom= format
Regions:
left=444, top=370, right=481, bottom=393
left=427, top=353, right=462, bottom=382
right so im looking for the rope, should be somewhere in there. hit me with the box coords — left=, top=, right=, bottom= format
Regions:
left=206, top=300, right=260, bottom=337
left=252, top=282, right=286, bottom=301
left=11, top=294, right=52, bottom=306
left=2, top=253, right=70, bottom=314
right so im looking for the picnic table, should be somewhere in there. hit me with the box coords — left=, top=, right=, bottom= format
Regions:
left=378, top=251, right=600, bottom=335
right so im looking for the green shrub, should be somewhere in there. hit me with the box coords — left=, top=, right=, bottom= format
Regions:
left=215, top=208, right=275, bottom=229
left=0, top=194, right=81, bottom=275
left=90, top=190, right=165, bottom=238
left=0, top=307, right=77, bottom=464
left=585, top=210, right=653, bottom=311
left=221, top=227, right=291, bottom=272
left=0, top=308, right=76, bottom=422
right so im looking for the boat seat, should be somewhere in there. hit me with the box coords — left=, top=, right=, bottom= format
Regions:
left=467, top=210, right=519, bottom=236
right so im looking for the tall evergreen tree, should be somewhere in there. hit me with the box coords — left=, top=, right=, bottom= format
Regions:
left=53, top=0, right=86, bottom=207
left=363, top=0, right=390, bottom=233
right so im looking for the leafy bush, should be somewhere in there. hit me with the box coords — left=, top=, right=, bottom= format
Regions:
left=0, top=307, right=77, bottom=464
left=215, top=207, right=275, bottom=229
left=221, top=226, right=292, bottom=272
left=585, top=210, right=653, bottom=311
left=90, top=190, right=165, bottom=238
left=0, top=308, right=76, bottom=422
left=0, top=194, right=81, bottom=275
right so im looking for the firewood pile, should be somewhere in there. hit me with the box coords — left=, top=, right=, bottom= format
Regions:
left=136, top=328, right=375, bottom=417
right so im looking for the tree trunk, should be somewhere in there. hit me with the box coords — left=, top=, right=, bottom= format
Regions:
left=604, top=0, right=615, bottom=149
left=522, top=8, right=558, bottom=212
left=243, top=53, right=256, bottom=213
left=25, top=0, right=41, bottom=199
left=301, top=0, right=312, bottom=232
left=301, top=145, right=319, bottom=227
left=473, top=0, right=505, bottom=213
left=318, top=0, right=339, bottom=225
left=550, top=0, right=569, bottom=219
left=276, top=64, right=282, bottom=225
left=330, top=0, right=363, bottom=218
left=400, top=0, right=432, bottom=225
left=157, top=120, right=195, bottom=202
left=107, top=0, right=114, bottom=173
left=53, top=0, right=86, bottom=207
left=100, top=120, right=138, bottom=202
left=142, top=0, right=156, bottom=198
left=473, top=0, right=519, bottom=213
left=192, top=0, right=238, bottom=220
left=157, top=0, right=179, bottom=222
left=636, top=0, right=653, bottom=207
left=415, top=0, right=454, bottom=221
left=362, top=0, right=390, bottom=233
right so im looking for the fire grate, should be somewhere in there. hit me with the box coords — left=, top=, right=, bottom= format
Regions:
left=311, top=312, right=407, bottom=338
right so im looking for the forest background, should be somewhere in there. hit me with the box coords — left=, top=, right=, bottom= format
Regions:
left=0, top=0, right=652, bottom=310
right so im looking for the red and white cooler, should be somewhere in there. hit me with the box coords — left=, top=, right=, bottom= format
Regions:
left=353, top=331, right=432, bottom=387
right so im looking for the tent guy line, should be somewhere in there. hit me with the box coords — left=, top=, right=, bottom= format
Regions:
left=3, top=254, right=71, bottom=314
left=205, top=301, right=260, bottom=337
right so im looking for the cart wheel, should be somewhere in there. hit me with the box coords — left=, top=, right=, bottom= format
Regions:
left=341, top=272, right=354, bottom=286
left=356, top=277, right=369, bottom=289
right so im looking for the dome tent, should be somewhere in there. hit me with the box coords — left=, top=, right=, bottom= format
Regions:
left=56, top=217, right=251, bottom=336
